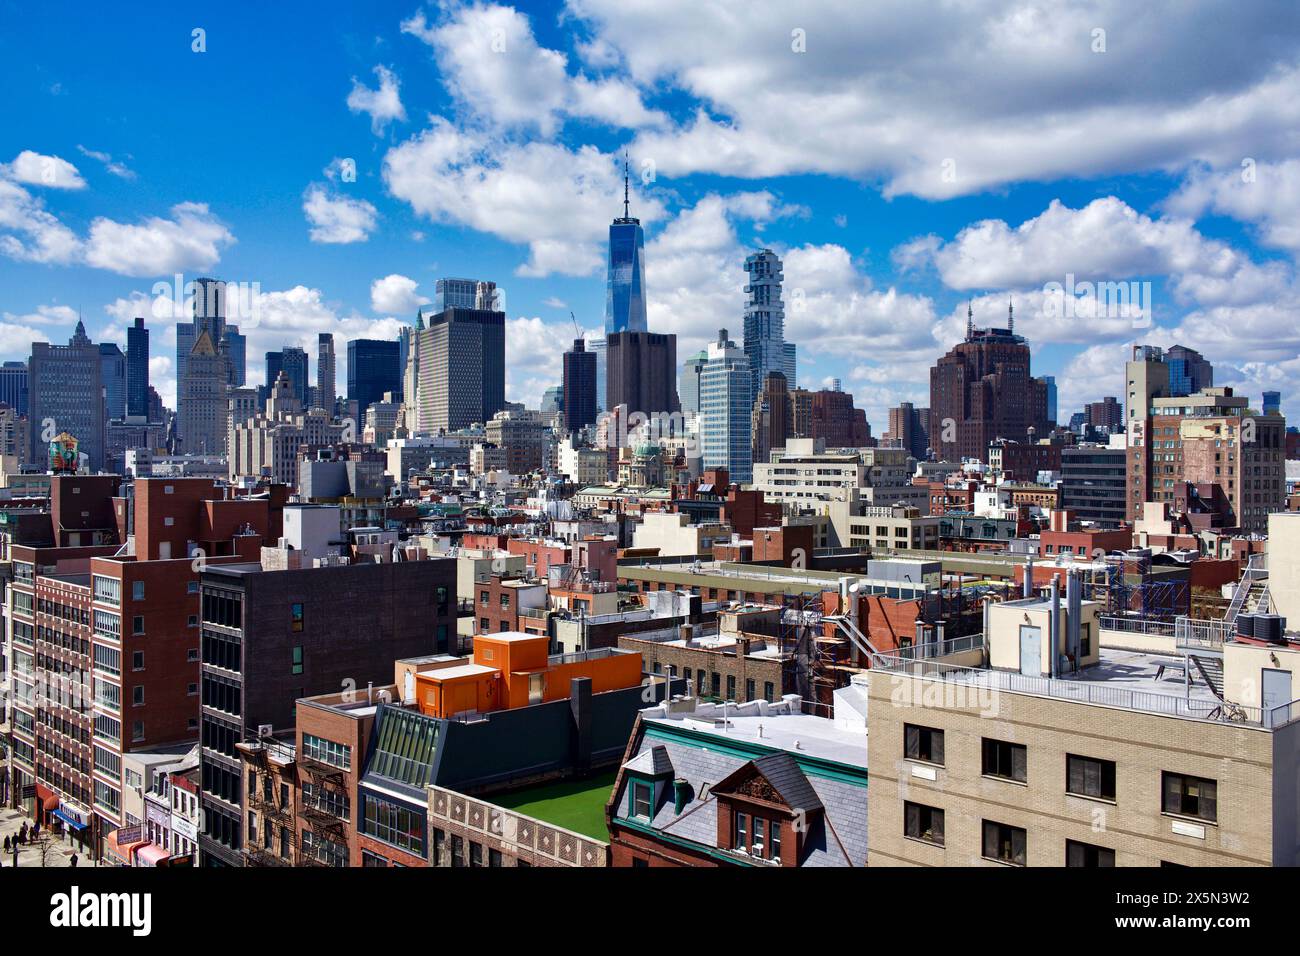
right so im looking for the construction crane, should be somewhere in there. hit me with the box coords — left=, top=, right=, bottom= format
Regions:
left=570, top=311, right=581, bottom=340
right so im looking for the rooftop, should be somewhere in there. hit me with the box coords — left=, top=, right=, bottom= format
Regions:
left=489, top=769, right=618, bottom=842
left=642, top=697, right=868, bottom=770
left=878, top=646, right=1277, bottom=726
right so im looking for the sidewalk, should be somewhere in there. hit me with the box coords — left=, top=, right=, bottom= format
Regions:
left=0, top=808, right=101, bottom=868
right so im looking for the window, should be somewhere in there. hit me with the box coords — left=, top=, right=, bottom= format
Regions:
left=132, top=686, right=144, bottom=706
left=745, top=679, right=755, bottom=701
left=726, top=675, right=736, bottom=700
left=734, top=811, right=748, bottom=850
left=132, top=650, right=144, bottom=671
left=1067, top=754, right=1116, bottom=801
left=982, top=820, right=1026, bottom=866
left=1066, top=840, right=1115, bottom=867
left=133, top=581, right=145, bottom=601
left=631, top=781, right=653, bottom=819
left=768, top=819, right=781, bottom=859
left=290, top=603, right=304, bottom=632
left=302, top=734, right=351, bottom=769
left=904, top=802, right=945, bottom=846
left=362, top=794, right=427, bottom=855
left=1162, top=772, right=1217, bottom=823
left=1080, top=623, right=1092, bottom=657
left=291, top=646, right=303, bottom=675
left=764, top=681, right=775, bottom=702
left=133, top=615, right=144, bottom=635
left=904, top=724, right=944, bottom=765
left=982, top=738, right=1027, bottom=783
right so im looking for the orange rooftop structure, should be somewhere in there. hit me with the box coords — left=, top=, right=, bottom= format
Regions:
left=414, top=632, right=644, bottom=719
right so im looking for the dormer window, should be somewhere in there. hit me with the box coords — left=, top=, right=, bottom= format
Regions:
left=631, top=781, right=653, bottom=819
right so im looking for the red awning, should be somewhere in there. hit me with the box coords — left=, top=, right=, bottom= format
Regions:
left=41, top=793, right=59, bottom=811
left=103, top=830, right=148, bottom=864
left=135, top=844, right=171, bottom=867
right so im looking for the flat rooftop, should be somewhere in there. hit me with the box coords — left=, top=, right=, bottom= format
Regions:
left=646, top=708, right=868, bottom=769
left=489, top=769, right=617, bottom=842
left=419, top=663, right=496, bottom=681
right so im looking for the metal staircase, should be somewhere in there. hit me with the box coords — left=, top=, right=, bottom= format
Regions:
left=1189, top=654, right=1225, bottom=700
left=1224, top=553, right=1269, bottom=625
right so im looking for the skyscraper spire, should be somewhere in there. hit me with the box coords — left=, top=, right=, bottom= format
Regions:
left=966, top=300, right=974, bottom=340
left=623, top=151, right=630, bottom=219
left=1008, top=296, right=1014, bottom=334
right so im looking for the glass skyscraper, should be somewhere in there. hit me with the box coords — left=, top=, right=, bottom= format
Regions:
left=604, top=164, right=647, bottom=335
left=699, top=329, right=753, bottom=483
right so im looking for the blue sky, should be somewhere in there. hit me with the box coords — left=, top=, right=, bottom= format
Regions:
left=3, top=0, right=1300, bottom=430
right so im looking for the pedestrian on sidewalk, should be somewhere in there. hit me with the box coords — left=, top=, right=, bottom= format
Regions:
left=70, top=853, right=78, bottom=868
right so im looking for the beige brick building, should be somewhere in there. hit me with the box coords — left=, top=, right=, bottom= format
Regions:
left=867, top=577, right=1300, bottom=867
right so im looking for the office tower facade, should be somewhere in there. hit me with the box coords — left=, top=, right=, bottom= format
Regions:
left=680, top=350, right=707, bottom=417
left=606, top=331, right=679, bottom=420
left=928, top=303, right=1050, bottom=463
left=1042, top=374, right=1058, bottom=425
left=604, top=163, right=647, bottom=335
left=587, top=334, right=608, bottom=414
left=99, top=343, right=127, bottom=422
left=316, top=333, right=336, bottom=409
left=811, top=389, right=871, bottom=448
left=265, top=351, right=284, bottom=395
left=1059, top=446, right=1128, bottom=527
left=347, top=339, right=402, bottom=423
left=742, top=249, right=789, bottom=397
left=1125, top=386, right=1284, bottom=532
left=1165, top=344, right=1213, bottom=397
left=885, top=401, right=930, bottom=460
left=410, top=307, right=506, bottom=433
left=265, top=347, right=309, bottom=407
left=1264, top=391, right=1282, bottom=415
left=126, top=317, right=149, bottom=418
left=0, top=360, right=28, bottom=416
left=751, top=370, right=791, bottom=466
left=782, top=341, right=798, bottom=390
left=1085, top=396, right=1123, bottom=432
left=221, top=326, right=246, bottom=387
left=180, top=330, right=229, bottom=455
left=29, top=321, right=106, bottom=470
left=699, top=329, right=753, bottom=483
left=435, top=278, right=500, bottom=313
left=562, top=338, right=597, bottom=432
left=179, top=277, right=228, bottom=387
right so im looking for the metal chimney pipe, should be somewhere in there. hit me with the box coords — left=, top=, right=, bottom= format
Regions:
left=1024, top=556, right=1034, bottom=598
left=1049, top=577, right=1061, bottom=679
left=1067, top=570, right=1082, bottom=672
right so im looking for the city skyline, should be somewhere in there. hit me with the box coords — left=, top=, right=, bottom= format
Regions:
left=2, top=1, right=1299, bottom=432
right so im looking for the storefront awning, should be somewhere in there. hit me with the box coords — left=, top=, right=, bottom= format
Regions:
left=41, top=793, right=59, bottom=811
left=135, top=844, right=170, bottom=867
left=103, top=829, right=148, bottom=865
left=53, top=808, right=87, bottom=831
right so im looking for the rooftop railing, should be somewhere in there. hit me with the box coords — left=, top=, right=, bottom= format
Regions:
left=872, top=654, right=1295, bottom=728
left=1098, top=615, right=1176, bottom=637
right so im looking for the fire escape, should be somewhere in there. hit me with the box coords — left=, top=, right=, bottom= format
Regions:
left=243, top=744, right=293, bottom=868
left=296, top=751, right=347, bottom=867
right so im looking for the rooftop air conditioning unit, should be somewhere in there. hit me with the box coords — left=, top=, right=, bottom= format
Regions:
left=257, top=724, right=273, bottom=738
